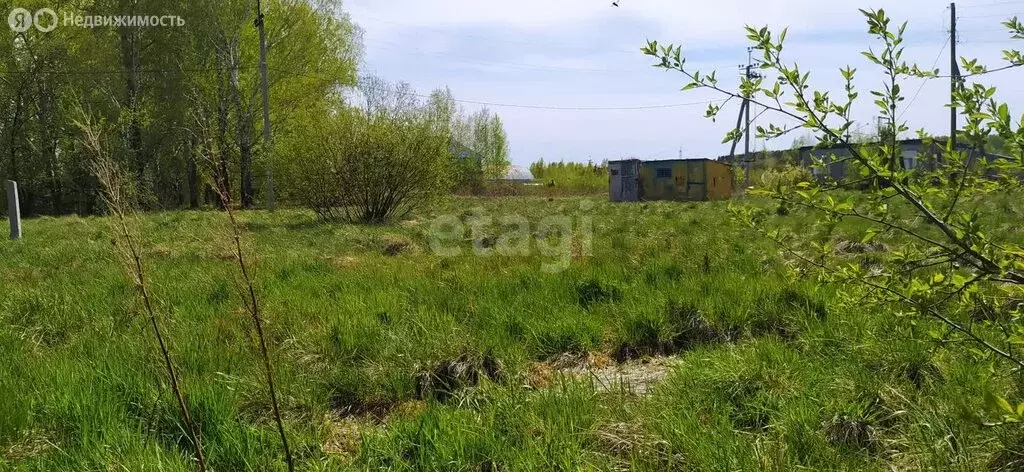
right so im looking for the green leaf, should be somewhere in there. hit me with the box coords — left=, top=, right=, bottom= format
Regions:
left=986, top=391, right=1017, bottom=416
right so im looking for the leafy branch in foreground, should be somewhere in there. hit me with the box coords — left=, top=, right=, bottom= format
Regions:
left=644, top=10, right=1024, bottom=371
left=76, top=115, right=208, bottom=471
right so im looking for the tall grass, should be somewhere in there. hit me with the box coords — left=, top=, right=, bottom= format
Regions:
left=76, top=117, right=207, bottom=470
left=1, top=192, right=1021, bottom=469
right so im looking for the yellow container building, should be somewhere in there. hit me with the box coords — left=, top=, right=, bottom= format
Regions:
left=609, top=159, right=734, bottom=202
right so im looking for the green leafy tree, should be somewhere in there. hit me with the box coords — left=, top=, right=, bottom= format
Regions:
left=1, top=0, right=360, bottom=214
left=644, top=10, right=1024, bottom=381
left=487, top=113, right=510, bottom=179
left=280, top=78, right=452, bottom=223
left=467, top=108, right=510, bottom=180
left=529, top=159, right=607, bottom=192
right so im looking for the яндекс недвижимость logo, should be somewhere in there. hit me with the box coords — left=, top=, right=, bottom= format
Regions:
left=8, top=8, right=183, bottom=32
left=8, top=7, right=57, bottom=33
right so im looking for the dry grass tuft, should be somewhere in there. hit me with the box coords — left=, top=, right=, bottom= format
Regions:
left=328, top=255, right=361, bottom=269
left=526, top=362, right=556, bottom=389
left=548, top=351, right=614, bottom=371
left=824, top=414, right=876, bottom=451
left=590, top=422, right=681, bottom=470
left=833, top=239, right=889, bottom=255
left=322, top=415, right=366, bottom=456
left=3, top=431, right=57, bottom=462
left=415, top=353, right=505, bottom=401
left=380, top=235, right=418, bottom=256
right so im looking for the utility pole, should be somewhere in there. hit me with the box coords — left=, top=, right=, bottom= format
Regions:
left=727, top=48, right=761, bottom=188
left=744, top=67, right=752, bottom=188
left=728, top=100, right=748, bottom=156
left=950, top=2, right=959, bottom=150
left=740, top=48, right=760, bottom=188
left=256, top=0, right=276, bottom=211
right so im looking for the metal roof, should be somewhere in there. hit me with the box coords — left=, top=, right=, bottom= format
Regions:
left=608, top=158, right=732, bottom=166
left=503, top=166, right=534, bottom=181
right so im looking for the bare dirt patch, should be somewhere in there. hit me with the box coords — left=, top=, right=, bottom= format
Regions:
left=528, top=352, right=679, bottom=395
left=584, top=356, right=680, bottom=394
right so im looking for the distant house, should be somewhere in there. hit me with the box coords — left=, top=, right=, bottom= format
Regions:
left=450, top=141, right=483, bottom=162
left=450, top=142, right=532, bottom=183
left=450, top=141, right=484, bottom=190
left=797, top=139, right=1012, bottom=181
left=500, top=166, right=534, bottom=183
left=609, top=159, right=733, bottom=202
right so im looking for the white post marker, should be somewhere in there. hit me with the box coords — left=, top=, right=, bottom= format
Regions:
left=7, top=180, right=21, bottom=240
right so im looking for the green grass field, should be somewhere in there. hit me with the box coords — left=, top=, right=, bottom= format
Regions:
left=1, top=196, right=1021, bottom=470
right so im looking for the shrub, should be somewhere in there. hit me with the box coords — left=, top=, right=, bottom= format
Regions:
left=733, top=166, right=747, bottom=189
left=281, top=108, right=452, bottom=224
left=529, top=159, right=607, bottom=194
left=759, top=165, right=813, bottom=190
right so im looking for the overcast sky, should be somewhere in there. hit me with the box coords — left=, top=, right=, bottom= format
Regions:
left=344, top=0, right=1023, bottom=166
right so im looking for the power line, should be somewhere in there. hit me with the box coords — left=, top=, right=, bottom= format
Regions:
left=366, top=38, right=643, bottom=74
left=0, top=65, right=721, bottom=111
left=933, top=62, right=1023, bottom=78
left=436, top=97, right=723, bottom=111
left=959, top=12, right=1022, bottom=19
left=353, top=83, right=724, bottom=110
left=0, top=66, right=261, bottom=75
left=270, top=67, right=726, bottom=111
left=962, top=38, right=1022, bottom=42
left=959, top=0, right=1024, bottom=7
left=898, top=35, right=950, bottom=122
left=356, top=14, right=639, bottom=55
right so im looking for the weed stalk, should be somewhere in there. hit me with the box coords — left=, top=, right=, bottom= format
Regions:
left=214, top=186, right=294, bottom=472
left=77, top=117, right=208, bottom=471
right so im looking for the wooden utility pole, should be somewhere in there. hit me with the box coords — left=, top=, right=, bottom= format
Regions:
left=256, top=0, right=276, bottom=211
left=950, top=2, right=959, bottom=150
left=744, top=64, right=752, bottom=188
left=7, top=180, right=21, bottom=240
left=741, top=48, right=760, bottom=188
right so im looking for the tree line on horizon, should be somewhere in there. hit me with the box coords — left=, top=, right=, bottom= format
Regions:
left=0, top=0, right=510, bottom=217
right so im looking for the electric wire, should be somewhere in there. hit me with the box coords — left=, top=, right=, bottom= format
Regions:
left=898, top=35, right=950, bottom=122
